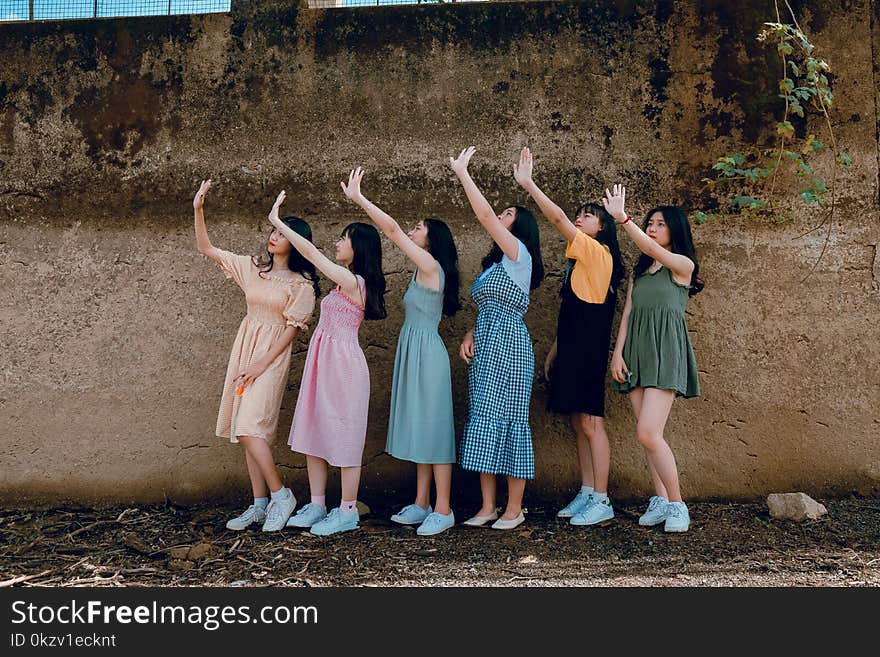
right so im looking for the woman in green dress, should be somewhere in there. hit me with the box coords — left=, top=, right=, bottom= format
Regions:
left=340, top=167, right=461, bottom=537
left=604, top=185, right=703, bottom=533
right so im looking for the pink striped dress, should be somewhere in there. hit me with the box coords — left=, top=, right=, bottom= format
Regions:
left=288, top=276, right=369, bottom=467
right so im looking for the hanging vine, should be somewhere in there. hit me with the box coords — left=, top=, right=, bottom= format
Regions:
left=692, top=1, right=850, bottom=274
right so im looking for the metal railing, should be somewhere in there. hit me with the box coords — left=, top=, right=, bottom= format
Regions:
left=308, top=0, right=481, bottom=6
left=0, top=0, right=231, bottom=22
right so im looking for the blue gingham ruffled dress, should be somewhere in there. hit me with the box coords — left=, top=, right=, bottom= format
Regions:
left=459, top=262, right=535, bottom=479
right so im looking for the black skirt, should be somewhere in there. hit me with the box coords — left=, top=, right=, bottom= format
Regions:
left=547, top=276, right=616, bottom=417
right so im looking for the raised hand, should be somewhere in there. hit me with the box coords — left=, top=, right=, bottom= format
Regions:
left=193, top=179, right=212, bottom=210
left=340, top=167, right=365, bottom=203
left=602, top=184, right=627, bottom=223
left=449, top=146, right=476, bottom=177
left=268, top=190, right=286, bottom=225
left=512, top=146, right=534, bottom=187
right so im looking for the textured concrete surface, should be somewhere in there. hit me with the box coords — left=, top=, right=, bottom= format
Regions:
left=0, top=0, right=878, bottom=505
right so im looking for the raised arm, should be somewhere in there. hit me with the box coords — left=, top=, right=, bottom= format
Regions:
left=449, top=146, right=520, bottom=262
left=603, top=184, right=694, bottom=283
left=341, top=167, right=439, bottom=282
left=193, top=180, right=224, bottom=262
left=267, top=191, right=360, bottom=298
left=513, top=147, right=577, bottom=242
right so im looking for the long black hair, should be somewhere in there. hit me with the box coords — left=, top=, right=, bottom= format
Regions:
left=480, top=205, right=545, bottom=290
left=572, top=202, right=626, bottom=294
left=633, top=206, right=703, bottom=296
left=423, top=218, right=461, bottom=317
left=253, top=216, right=321, bottom=297
left=342, top=222, right=387, bottom=320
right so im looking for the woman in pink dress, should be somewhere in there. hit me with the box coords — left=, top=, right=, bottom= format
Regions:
left=267, top=191, right=387, bottom=537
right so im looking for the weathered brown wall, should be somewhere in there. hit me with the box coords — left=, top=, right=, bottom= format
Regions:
left=1, top=0, right=878, bottom=505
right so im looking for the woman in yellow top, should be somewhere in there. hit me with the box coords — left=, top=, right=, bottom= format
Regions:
left=514, top=147, right=624, bottom=526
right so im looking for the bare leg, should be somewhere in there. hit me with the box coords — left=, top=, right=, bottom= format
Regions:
left=239, top=436, right=282, bottom=493
left=577, top=414, right=610, bottom=494
left=476, top=473, right=496, bottom=516
left=629, top=389, right=667, bottom=498
left=569, top=414, right=594, bottom=488
left=340, top=466, right=361, bottom=504
left=414, top=463, right=432, bottom=509
left=503, top=477, right=525, bottom=519
left=305, top=455, right=328, bottom=499
left=635, top=388, right=681, bottom=502
left=432, top=464, right=453, bottom=515
left=244, top=448, right=268, bottom=499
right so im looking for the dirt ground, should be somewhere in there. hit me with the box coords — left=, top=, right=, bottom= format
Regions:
left=2, top=496, right=878, bottom=588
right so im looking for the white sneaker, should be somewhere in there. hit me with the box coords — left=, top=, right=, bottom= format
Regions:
left=664, top=501, right=690, bottom=533
left=261, top=489, right=297, bottom=532
left=557, top=490, right=593, bottom=518
left=226, top=504, right=267, bottom=531
left=638, top=496, right=669, bottom=526
left=570, top=498, right=614, bottom=526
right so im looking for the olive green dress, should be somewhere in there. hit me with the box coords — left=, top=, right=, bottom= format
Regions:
left=614, top=266, right=700, bottom=398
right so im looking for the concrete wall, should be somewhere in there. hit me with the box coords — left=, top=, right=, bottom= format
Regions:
left=1, top=0, right=878, bottom=505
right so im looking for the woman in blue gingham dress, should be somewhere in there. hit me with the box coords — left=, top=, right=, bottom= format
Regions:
left=462, top=263, right=534, bottom=479
left=450, top=146, right=544, bottom=530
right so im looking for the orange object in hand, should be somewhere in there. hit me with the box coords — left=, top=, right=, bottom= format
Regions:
left=236, top=384, right=245, bottom=396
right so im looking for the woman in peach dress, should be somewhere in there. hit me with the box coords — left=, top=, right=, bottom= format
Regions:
left=193, top=180, right=317, bottom=532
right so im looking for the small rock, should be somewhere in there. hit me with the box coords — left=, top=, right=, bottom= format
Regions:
left=168, top=547, right=191, bottom=560
left=356, top=500, right=371, bottom=516
left=767, top=492, right=827, bottom=521
left=229, top=580, right=249, bottom=587
left=187, top=542, right=219, bottom=561
left=518, top=555, right=538, bottom=564
left=120, top=532, right=152, bottom=555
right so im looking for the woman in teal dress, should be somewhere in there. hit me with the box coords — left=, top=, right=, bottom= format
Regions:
left=604, top=185, right=703, bottom=533
left=341, top=167, right=461, bottom=537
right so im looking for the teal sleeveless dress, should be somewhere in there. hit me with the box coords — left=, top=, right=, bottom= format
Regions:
left=385, top=265, right=456, bottom=464
left=614, top=266, right=700, bottom=398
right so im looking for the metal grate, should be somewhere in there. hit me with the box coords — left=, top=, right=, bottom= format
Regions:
left=0, top=0, right=232, bottom=22
left=308, top=0, right=480, bottom=7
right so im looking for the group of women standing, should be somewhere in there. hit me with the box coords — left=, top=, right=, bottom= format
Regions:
left=194, top=145, right=703, bottom=537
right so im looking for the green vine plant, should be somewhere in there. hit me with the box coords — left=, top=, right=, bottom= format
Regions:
left=692, top=1, right=851, bottom=276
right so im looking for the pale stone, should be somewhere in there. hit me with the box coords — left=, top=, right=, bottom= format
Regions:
left=767, top=492, right=827, bottom=521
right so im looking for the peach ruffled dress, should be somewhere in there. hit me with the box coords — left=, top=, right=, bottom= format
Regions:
left=213, top=249, right=316, bottom=443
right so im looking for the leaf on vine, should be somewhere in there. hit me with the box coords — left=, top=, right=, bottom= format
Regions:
left=731, top=196, right=766, bottom=210
left=776, top=121, right=795, bottom=138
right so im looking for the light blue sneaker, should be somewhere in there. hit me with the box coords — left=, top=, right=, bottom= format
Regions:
left=638, top=496, right=669, bottom=527
left=310, top=507, right=359, bottom=536
left=261, top=489, right=297, bottom=532
left=664, top=501, right=690, bottom=533
left=286, top=502, right=327, bottom=528
left=571, top=498, right=614, bottom=526
left=557, top=490, right=593, bottom=518
left=416, top=511, right=455, bottom=536
left=391, top=503, right=432, bottom=526
left=226, top=504, right=266, bottom=531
